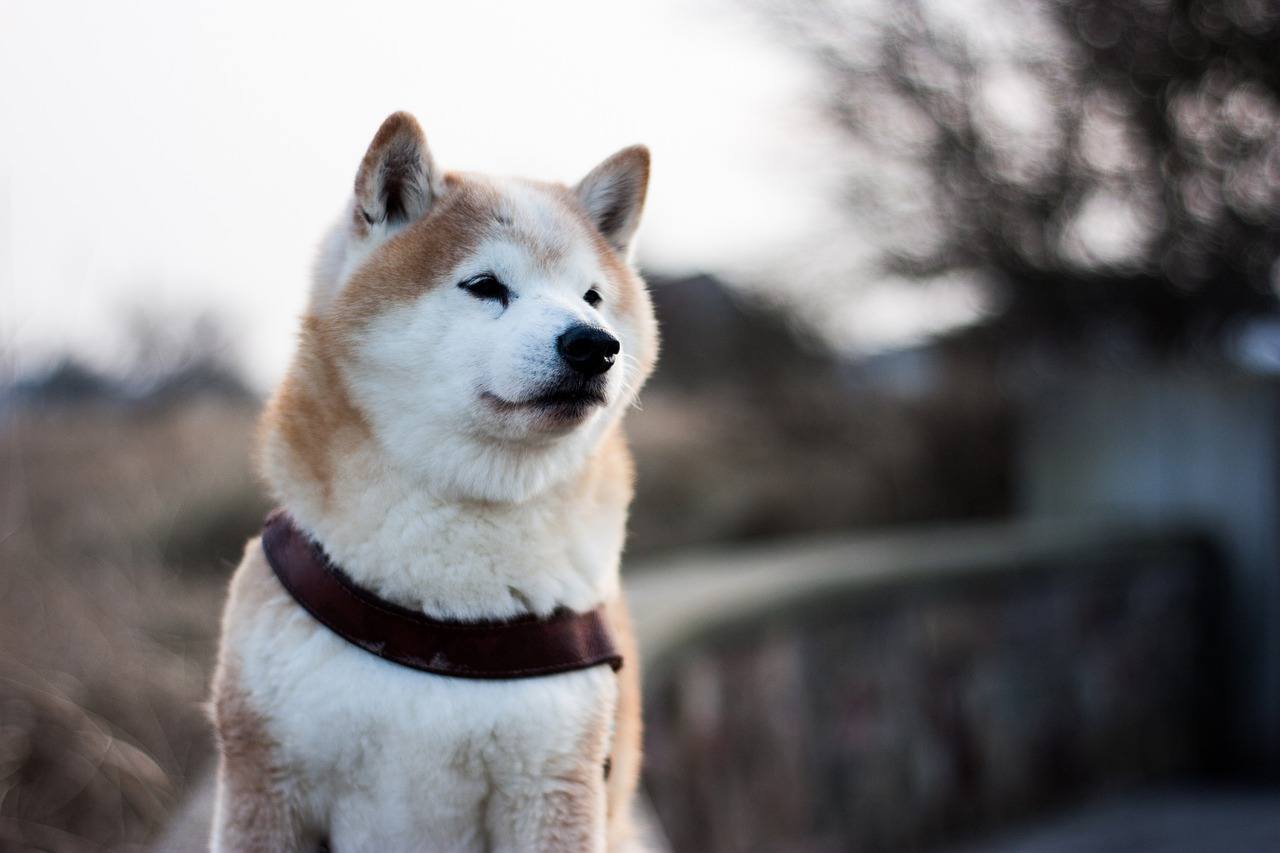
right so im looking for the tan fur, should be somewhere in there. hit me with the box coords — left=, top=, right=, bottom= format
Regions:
left=604, top=593, right=643, bottom=849
left=211, top=543, right=309, bottom=850
left=487, top=690, right=613, bottom=850
left=570, top=427, right=645, bottom=847
left=339, top=176, right=495, bottom=325
left=546, top=718, right=611, bottom=849
left=260, top=318, right=369, bottom=501
left=351, top=111, right=441, bottom=238
left=262, top=175, right=501, bottom=499
left=550, top=181, right=647, bottom=317
left=211, top=670, right=304, bottom=852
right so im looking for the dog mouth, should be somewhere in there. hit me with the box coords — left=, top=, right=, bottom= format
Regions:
left=482, top=384, right=607, bottom=420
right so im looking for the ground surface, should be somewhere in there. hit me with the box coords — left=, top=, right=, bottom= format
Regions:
left=949, top=789, right=1280, bottom=853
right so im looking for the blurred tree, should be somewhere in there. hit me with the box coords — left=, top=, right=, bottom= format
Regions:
left=767, top=0, right=1280, bottom=353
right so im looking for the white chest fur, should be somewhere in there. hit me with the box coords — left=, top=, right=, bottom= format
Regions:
left=262, top=434, right=628, bottom=623
left=226, top=551, right=618, bottom=852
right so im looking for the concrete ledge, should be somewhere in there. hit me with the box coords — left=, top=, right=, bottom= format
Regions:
left=626, top=515, right=1207, bottom=678
left=634, top=516, right=1220, bottom=851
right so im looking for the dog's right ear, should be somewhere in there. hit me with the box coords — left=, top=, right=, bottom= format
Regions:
left=351, top=112, right=442, bottom=238
left=310, top=113, right=443, bottom=311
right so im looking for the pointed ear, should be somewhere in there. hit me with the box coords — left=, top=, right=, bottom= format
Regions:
left=352, top=112, right=441, bottom=235
left=574, top=145, right=650, bottom=256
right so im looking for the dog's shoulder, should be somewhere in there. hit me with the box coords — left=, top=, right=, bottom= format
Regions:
left=209, top=539, right=317, bottom=849
left=215, top=536, right=302, bottom=662
left=211, top=536, right=325, bottom=730
left=210, top=538, right=282, bottom=727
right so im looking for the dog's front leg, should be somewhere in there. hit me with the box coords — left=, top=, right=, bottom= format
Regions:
left=486, top=761, right=608, bottom=853
left=210, top=736, right=311, bottom=853
left=209, top=668, right=308, bottom=853
left=210, top=753, right=308, bottom=853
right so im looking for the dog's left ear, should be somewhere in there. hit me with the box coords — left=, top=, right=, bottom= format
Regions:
left=353, top=111, right=442, bottom=236
left=574, top=145, right=650, bottom=257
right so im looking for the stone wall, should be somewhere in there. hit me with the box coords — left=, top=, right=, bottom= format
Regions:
left=639, top=531, right=1221, bottom=852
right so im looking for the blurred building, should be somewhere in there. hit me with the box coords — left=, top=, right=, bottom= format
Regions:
left=1022, top=355, right=1280, bottom=776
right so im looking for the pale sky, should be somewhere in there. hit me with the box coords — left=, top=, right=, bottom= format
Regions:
left=0, top=2, right=1063, bottom=392
left=1, top=0, right=852, bottom=388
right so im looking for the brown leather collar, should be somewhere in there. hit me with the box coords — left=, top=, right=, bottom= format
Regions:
left=261, top=509, right=623, bottom=679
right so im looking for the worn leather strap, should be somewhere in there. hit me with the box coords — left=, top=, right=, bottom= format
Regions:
left=261, top=509, right=623, bottom=679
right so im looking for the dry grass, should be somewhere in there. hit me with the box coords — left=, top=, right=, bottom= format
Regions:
left=0, top=399, right=265, bottom=851
left=0, top=377, right=1008, bottom=848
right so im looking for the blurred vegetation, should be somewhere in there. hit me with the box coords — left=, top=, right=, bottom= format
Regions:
left=765, top=0, right=1280, bottom=356
left=0, top=397, right=264, bottom=850
left=0, top=271, right=1014, bottom=846
left=1, top=309, right=267, bottom=847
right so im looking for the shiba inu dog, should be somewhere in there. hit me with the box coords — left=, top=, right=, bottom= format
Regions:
left=210, top=112, right=657, bottom=852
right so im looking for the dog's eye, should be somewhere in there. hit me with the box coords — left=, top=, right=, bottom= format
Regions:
left=459, top=273, right=510, bottom=308
left=583, top=288, right=602, bottom=308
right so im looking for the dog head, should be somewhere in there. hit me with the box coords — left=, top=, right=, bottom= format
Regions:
left=295, top=112, right=658, bottom=502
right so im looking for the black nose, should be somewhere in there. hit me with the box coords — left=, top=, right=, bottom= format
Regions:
left=557, top=325, right=620, bottom=376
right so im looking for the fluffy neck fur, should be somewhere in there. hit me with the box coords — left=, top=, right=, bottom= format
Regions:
left=258, top=352, right=633, bottom=622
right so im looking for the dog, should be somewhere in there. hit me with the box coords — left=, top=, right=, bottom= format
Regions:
left=210, top=111, right=658, bottom=852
